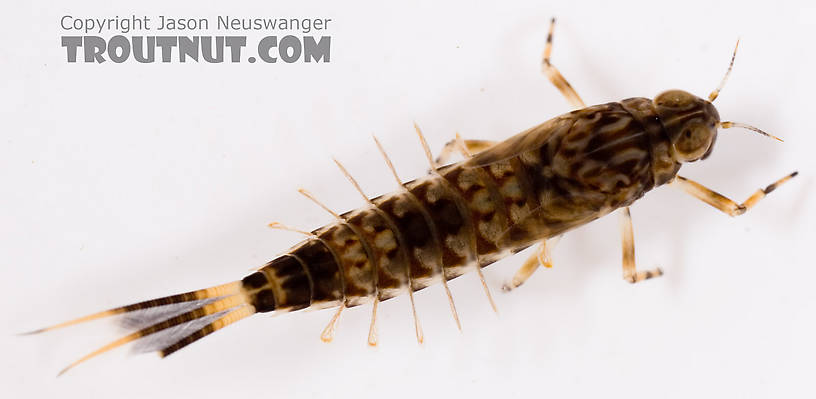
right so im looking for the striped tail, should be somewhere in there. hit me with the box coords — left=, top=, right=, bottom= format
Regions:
left=25, top=280, right=257, bottom=376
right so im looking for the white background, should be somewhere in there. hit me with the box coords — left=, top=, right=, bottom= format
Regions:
left=2, top=0, right=814, bottom=398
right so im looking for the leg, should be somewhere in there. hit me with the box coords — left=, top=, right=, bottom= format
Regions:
left=542, top=18, right=586, bottom=109
left=502, top=236, right=560, bottom=291
left=671, top=173, right=797, bottom=216
left=620, top=207, right=663, bottom=283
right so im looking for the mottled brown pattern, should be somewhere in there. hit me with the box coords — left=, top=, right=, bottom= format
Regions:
left=406, top=176, right=476, bottom=279
left=345, top=207, right=409, bottom=300
left=50, top=18, right=790, bottom=371
left=316, top=222, right=375, bottom=307
left=375, top=191, right=444, bottom=291
left=258, top=255, right=312, bottom=311
left=249, top=98, right=690, bottom=313
left=469, top=100, right=663, bottom=244
left=482, top=158, right=544, bottom=246
left=46, top=17, right=802, bottom=372
left=620, top=98, right=681, bottom=186
left=439, top=162, right=511, bottom=266
left=292, top=239, right=344, bottom=306
left=55, top=87, right=770, bottom=372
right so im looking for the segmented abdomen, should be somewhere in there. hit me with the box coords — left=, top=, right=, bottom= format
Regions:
left=242, top=161, right=535, bottom=312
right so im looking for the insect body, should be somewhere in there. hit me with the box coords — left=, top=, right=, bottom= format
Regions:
left=31, top=19, right=797, bottom=375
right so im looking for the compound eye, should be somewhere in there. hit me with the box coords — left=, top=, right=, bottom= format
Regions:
left=674, top=123, right=714, bottom=161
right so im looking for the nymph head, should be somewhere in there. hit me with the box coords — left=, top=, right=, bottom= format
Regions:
left=654, top=41, right=781, bottom=163
left=654, top=89, right=720, bottom=162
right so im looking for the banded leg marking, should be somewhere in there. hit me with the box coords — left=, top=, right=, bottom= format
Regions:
left=620, top=207, right=663, bottom=284
left=670, top=172, right=797, bottom=217
left=543, top=18, right=586, bottom=110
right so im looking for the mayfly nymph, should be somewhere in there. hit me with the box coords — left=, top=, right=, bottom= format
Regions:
left=29, top=18, right=797, bottom=376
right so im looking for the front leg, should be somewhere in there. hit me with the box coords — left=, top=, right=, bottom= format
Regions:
left=670, top=173, right=797, bottom=216
left=620, top=207, right=663, bottom=283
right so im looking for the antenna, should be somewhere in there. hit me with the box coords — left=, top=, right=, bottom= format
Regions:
left=708, top=39, right=740, bottom=102
left=719, top=121, right=783, bottom=142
